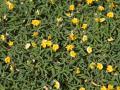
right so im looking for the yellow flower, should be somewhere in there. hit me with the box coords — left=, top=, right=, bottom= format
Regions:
left=0, top=35, right=6, bottom=41
left=71, top=18, right=79, bottom=25
left=99, top=18, right=106, bottom=22
left=6, top=1, right=14, bottom=10
left=95, top=18, right=105, bottom=22
left=107, top=12, right=114, bottom=18
left=66, top=44, right=75, bottom=51
left=46, top=40, right=52, bottom=47
left=52, top=44, right=59, bottom=52
left=82, top=35, right=88, bottom=42
left=70, top=51, right=77, bottom=58
left=95, top=0, right=99, bottom=1
left=107, top=84, right=114, bottom=90
left=5, top=56, right=11, bottom=64
left=69, top=5, right=75, bottom=11
left=57, top=17, right=63, bottom=22
left=75, top=67, right=80, bottom=74
left=106, top=65, right=113, bottom=73
left=31, top=42, right=37, bottom=47
left=87, top=46, right=92, bottom=54
left=8, top=41, right=14, bottom=47
left=106, top=0, right=110, bottom=2
left=86, top=0, right=94, bottom=5
left=65, top=12, right=71, bottom=17
left=109, top=3, right=116, bottom=9
left=79, top=87, right=85, bottom=90
left=116, top=86, right=120, bottom=90
left=81, top=24, right=88, bottom=30
left=32, top=20, right=41, bottom=26
left=107, top=37, right=114, bottom=42
left=41, top=39, right=47, bottom=48
left=97, top=63, right=103, bottom=70
left=32, top=32, right=39, bottom=37
left=98, top=5, right=105, bottom=11
left=25, top=43, right=31, bottom=49
left=89, top=62, right=96, bottom=69
left=95, top=18, right=100, bottom=22
left=53, top=80, right=60, bottom=89
left=101, top=86, right=107, bottom=90
left=69, top=33, right=77, bottom=41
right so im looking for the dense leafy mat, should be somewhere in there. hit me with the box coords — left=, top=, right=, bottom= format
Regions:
left=0, top=0, right=120, bottom=90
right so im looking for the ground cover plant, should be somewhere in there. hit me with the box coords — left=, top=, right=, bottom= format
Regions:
left=0, top=0, right=120, bottom=90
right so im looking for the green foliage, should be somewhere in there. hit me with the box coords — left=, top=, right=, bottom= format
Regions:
left=0, top=0, right=120, bottom=90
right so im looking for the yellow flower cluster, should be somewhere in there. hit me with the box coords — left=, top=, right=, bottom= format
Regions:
left=1, top=0, right=118, bottom=89
left=89, top=62, right=114, bottom=73
left=66, top=44, right=76, bottom=57
left=41, top=39, right=59, bottom=52
left=41, top=39, right=52, bottom=48
left=95, top=18, right=106, bottom=23
left=101, top=84, right=120, bottom=90
left=6, top=1, right=14, bottom=10
left=0, top=34, right=14, bottom=48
